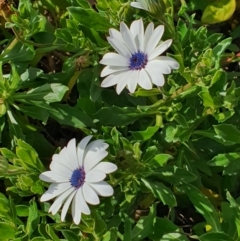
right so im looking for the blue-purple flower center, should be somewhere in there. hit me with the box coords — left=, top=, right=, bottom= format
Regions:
left=129, top=51, right=148, bottom=70
left=70, top=168, right=85, bottom=188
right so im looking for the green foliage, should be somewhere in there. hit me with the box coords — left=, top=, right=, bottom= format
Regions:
left=0, top=0, right=240, bottom=240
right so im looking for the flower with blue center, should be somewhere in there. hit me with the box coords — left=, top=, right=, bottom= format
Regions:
left=100, top=19, right=179, bottom=94
left=39, top=136, right=117, bottom=225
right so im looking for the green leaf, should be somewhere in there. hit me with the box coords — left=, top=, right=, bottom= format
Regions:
left=102, top=228, right=118, bottom=241
left=214, top=124, right=240, bottom=144
left=0, top=156, right=8, bottom=176
left=61, top=230, right=79, bottom=241
left=13, top=83, right=68, bottom=103
left=0, top=222, right=15, bottom=239
left=213, top=38, right=232, bottom=57
left=178, top=183, right=221, bottom=232
left=133, top=88, right=161, bottom=97
left=131, top=204, right=156, bottom=241
left=123, top=218, right=132, bottom=241
left=49, top=104, right=95, bottom=128
left=153, top=154, right=173, bottom=167
left=150, top=217, right=188, bottom=240
left=92, top=210, right=107, bottom=237
left=154, top=166, right=197, bottom=184
left=131, top=126, right=159, bottom=141
left=208, top=152, right=240, bottom=167
left=202, top=0, right=236, bottom=24
left=46, top=224, right=61, bottom=241
left=20, top=67, right=43, bottom=82
left=1, top=42, right=35, bottom=62
left=94, top=106, right=152, bottom=126
left=226, top=192, right=240, bottom=237
left=142, top=179, right=177, bottom=207
left=7, top=109, right=25, bottom=140
left=31, top=237, right=46, bottom=241
left=19, top=105, right=49, bottom=123
left=16, top=205, right=29, bottom=217
left=68, top=7, right=113, bottom=31
left=208, top=152, right=240, bottom=175
left=26, top=199, right=40, bottom=236
left=16, top=139, right=45, bottom=171
left=0, top=148, right=16, bottom=159
left=200, top=232, right=235, bottom=241
left=0, top=193, right=13, bottom=223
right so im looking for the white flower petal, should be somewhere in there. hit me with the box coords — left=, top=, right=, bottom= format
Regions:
left=72, top=194, right=81, bottom=225
left=155, top=56, right=180, bottom=69
left=100, top=53, right=129, bottom=66
left=144, top=22, right=154, bottom=48
left=40, top=182, right=72, bottom=202
left=84, top=150, right=108, bottom=173
left=82, top=183, right=100, bottom=205
left=84, top=139, right=108, bottom=154
left=89, top=181, right=114, bottom=197
left=59, top=147, right=76, bottom=170
left=130, top=0, right=149, bottom=11
left=145, top=68, right=165, bottom=86
left=50, top=154, right=72, bottom=175
left=50, top=203, right=62, bottom=216
left=101, top=72, right=125, bottom=88
left=94, top=162, right=118, bottom=174
left=77, top=136, right=92, bottom=167
left=39, top=171, right=69, bottom=183
left=116, top=71, right=132, bottom=94
left=148, top=39, right=172, bottom=60
left=145, top=25, right=164, bottom=54
left=107, top=37, right=131, bottom=58
left=101, top=66, right=128, bottom=78
left=109, top=29, right=124, bottom=43
left=85, top=169, right=106, bottom=183
left=130, top=19, right=144, bottom=52
left=76, top=188, right=90, bottom=215
left=127, top=71, right=139, bottom=93
left=49, top=187, right=75, bottom=214
left=130, top=2, right=146, bottom=10
left=146, top=59, right=171, bottom=74
left=138, top=69, right=152, bottom=90
left=130, top=19, right=139, bottom=39
left=61, top=191, right=76, bottom=222
left=120, top=22, right=137, bottom=53
left=66, top=139, right=79, bottom=170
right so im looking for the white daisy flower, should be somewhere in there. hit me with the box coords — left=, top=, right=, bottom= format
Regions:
left=39, top=136, right=117, bottom=225
left=100, top=19, right=179, bottom=94
left=130, top=0, right=150, bottom=11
